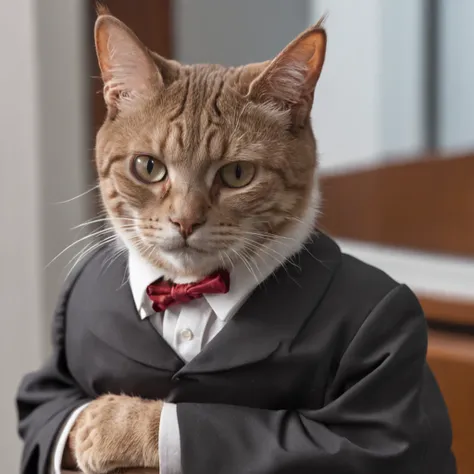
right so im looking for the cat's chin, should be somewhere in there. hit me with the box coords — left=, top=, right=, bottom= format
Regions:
left=159, top=247, right=225, bottom=282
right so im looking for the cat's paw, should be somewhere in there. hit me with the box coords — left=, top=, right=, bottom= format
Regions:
left=69, top=395, right=162, bottom=474
left=119, top=470, right=160, bottom=474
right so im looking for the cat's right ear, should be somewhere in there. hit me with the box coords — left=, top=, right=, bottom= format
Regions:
left=94, top=14, right=161, bottom=115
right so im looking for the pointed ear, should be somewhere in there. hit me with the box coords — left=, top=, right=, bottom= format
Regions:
left=248, top=21, right=327, bottom=126
left=94, top=14, right=161, bottom=115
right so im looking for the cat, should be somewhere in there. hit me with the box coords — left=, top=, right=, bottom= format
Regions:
left=66, top=6, right=326, bottom=473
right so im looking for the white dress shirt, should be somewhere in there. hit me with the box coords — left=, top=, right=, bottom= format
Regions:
left=51, top=232, right=306, bottom=473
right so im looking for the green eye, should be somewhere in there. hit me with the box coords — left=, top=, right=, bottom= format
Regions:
left=133, top=155, right=167, bottom=183
left=219, top=162, right=256, bottom=188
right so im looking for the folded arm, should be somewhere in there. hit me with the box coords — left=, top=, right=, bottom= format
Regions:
left=16, top=274, right=93, bottom=474
left=16, top=267, right=173, bottom=474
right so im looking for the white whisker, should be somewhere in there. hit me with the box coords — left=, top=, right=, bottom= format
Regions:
left=53, top=185, right=100, bottom=205
left=240, top=237, right=295, bottom=269
left=47, top=226, right=132, bottom=269
left=230, top=248, right=260, bottom=284
left=65, top=234, right=119, bottom=279
left=72, top=217, right=140, bottom=230
left=101, top=244, right=130, bottom=276
left=221, top=250, right=235, bottom=270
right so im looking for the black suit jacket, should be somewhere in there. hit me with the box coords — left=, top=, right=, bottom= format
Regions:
left=16, top=233, right=456, bottom=474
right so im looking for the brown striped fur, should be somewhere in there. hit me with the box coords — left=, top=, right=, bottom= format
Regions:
left=94, top=12, right=327, bottom=282
left=64, top=11, right=328, bottom=473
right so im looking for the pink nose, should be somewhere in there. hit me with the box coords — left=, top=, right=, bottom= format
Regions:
left=169, top=217, right=206, bottom=238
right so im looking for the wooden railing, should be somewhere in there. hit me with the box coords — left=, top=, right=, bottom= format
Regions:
left=319, top=153, right=474, bottom=256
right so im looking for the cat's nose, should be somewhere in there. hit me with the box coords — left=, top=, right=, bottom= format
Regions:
left=169, top=216, right=206, bottom=238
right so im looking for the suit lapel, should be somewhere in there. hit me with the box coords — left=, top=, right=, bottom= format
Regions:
left=84, top=233, right=340, bottom=376
left=177, top=233, right=341, bottom=376
left=84, top=250, right=184, bottom=373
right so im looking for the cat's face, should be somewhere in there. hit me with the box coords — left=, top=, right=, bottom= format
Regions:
left=94, top=13, right=326, bottom=280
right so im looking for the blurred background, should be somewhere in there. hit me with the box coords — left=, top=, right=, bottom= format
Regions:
left=1, top=0, right=473, bottom=472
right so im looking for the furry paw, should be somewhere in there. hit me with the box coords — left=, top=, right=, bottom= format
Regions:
left=69, top=395, right=162, bottom=474
left=119, top=470, right=160, bottom=474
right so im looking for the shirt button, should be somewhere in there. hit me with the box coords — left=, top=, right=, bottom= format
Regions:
left=180, top=328, right=194, bottom=341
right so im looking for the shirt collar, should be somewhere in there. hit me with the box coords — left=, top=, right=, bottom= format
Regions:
left=128, top=234, right=306, bottom=322
left=128, top=247, right=166, bottom=320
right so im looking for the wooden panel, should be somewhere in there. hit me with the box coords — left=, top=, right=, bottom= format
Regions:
left=420, top=296, right=474, bottom=326
left=319, top=154, right=474, bottom=256
left=428, top=331, right=474, bottom=474
left=89, top=0, right=173, bottom=134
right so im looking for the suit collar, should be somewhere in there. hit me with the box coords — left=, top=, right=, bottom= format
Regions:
left=85, top=232, right=341, bottom=376
left=176, top=232, right=341, bottom=376
left=80, top=251, right=183, bottom=373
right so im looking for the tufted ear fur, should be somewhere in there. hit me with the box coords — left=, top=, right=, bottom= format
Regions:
left=94, top=13, right=161, bottom=116
left=248, top=20, right=327, bottom=127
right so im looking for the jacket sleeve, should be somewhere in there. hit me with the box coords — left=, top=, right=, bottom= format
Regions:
left=16, top=271, right=93, bottom=474
left=177, top=285, right=456, bottom=474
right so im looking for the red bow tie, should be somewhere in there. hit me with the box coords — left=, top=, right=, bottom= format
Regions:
left=146, top=270, right=230, bottom=312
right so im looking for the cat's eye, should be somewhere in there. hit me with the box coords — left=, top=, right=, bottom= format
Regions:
left=133, top=155, right=167, bottom=183
left=219, top=162, right=256, bottom=188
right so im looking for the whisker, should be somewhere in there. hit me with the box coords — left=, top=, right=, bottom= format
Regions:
left=145, top=242, right=157, bottom=261
left=221, top=250, right=235, bottom=271
left=238, top=230, right=298, bottom=242
left=46, top=226, right=128, bottom=268
left=72, top=217, right=141, bottom=230
left=101, top=243, right=131, bottom=276
left=65, top=235, right=119, bottom=279
left=230, top=248, right=260, bottom=284
left=53, top=185, right=100, bottom=205
left=217, top=251, right=226, bottom=270
left=240, top=237, right=297, bottom=270
left=241, top=247, right=266, bottom=282
left=211, top=228, right=299, bottom=247
left=66, top=239, right=101, bottom=269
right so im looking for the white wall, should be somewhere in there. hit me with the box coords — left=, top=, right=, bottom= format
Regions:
left=338, top=239, right=474, bottom=303
left=379, top=1, right=425, bottom=158
left=438, top=1, right=474, bottom=152
left=0, top=1, right=42, bottom=470
left=308, top=1, right=474, bottom=302
left=36, top=0, right=92, bottom=350
left=0, top=1, right=91, bottom=470
left=175, top=0, right=426, bottom=174
left=311, top=0, right=474, bottom=162
left=174, top=0, right=309, bottom=66
left=311, top=0, right=425, bottom=173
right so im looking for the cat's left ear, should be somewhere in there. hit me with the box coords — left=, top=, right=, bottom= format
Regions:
left=95, top=14, right=162, bottom=115
left=248, top=21, right=327, bottom=126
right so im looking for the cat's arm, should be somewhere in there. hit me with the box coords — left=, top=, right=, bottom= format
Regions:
left=176, top=285, right=455, bottom=474
left=16, top=263, right=162, bottom=474
left=16, top=270, right=93, bottom=474
left=65, top=394, right=162, bottom=473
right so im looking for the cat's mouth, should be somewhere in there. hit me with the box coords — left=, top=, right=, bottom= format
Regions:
left=183, top=243, right=210, bottom=254
left=162, top=242, right=211, bottom=255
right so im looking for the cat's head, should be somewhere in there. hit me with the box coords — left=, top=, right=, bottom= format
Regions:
left=94, top=11, right=326, bottom=281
